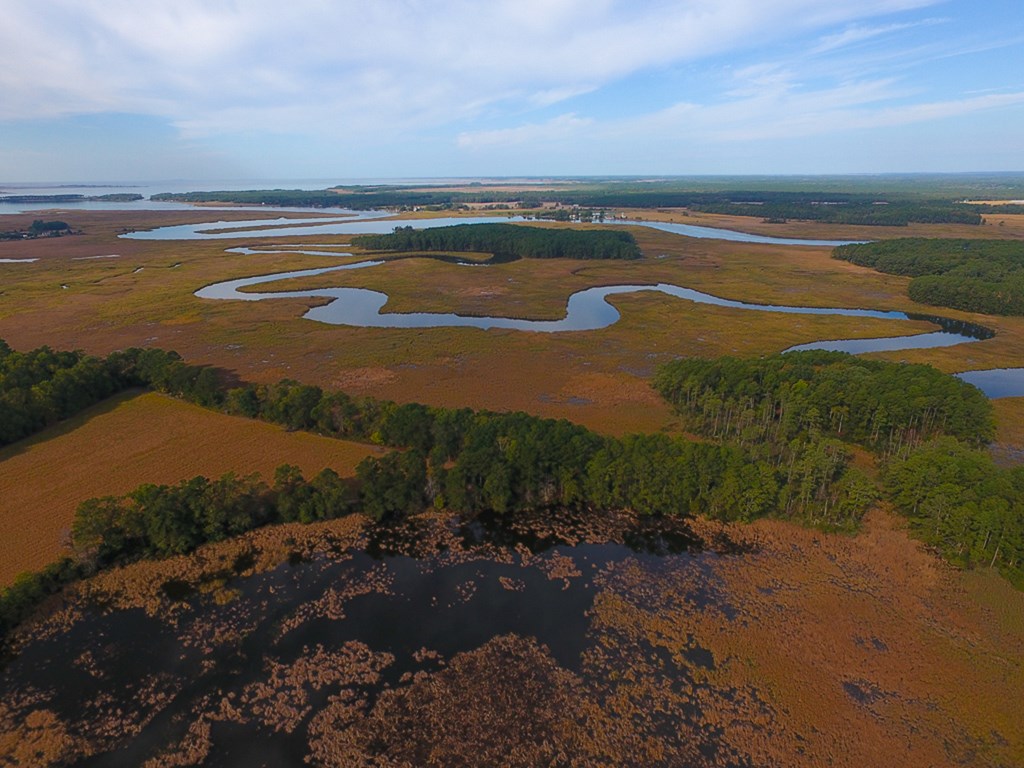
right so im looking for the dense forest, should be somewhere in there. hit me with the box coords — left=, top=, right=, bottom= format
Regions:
left=654, top=351, right=1022, bottom=582
left=352, top=223, right=640, bottom=260
left=653, top=351, right=994, bottom=453
left=152, top=187, right=984, bottom=226
left=0, top=340, right=127, bottom=445
left=1, top=340, right=1022, bottom=647
left=886, top=439, right=1023, bottom=580
left=833, top=238, right=1024, bottom=315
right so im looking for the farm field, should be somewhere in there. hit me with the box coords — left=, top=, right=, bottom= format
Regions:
left=0, top=390, right=385, bottom=586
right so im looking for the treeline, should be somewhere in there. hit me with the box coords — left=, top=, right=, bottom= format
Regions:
left=0, top=465, right=357, bottom=639
left=0, top=341, right=241, bottom=449
left=206, top=378, right=761, bottom=522
left=72, top=466, right=357, bottom=565
left=0, top=340, right=127, bottom=445
left=151, top=188, right=982, bottom=226
left=352, top=223, right=640, bottom=260
left=654, top=351, right=1024, bottom=582
left=653, top=351, right=993, bottom=454
left=886, top=438, right=1023, bottom=583
left=833, top=238, right=1024, bottom=316
left=0, top=219, right=73, bottom=241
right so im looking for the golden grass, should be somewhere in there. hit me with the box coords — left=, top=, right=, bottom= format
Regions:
left=0, top=390, right=385, bottom=586
left=0, top=209, right=1022, bottom=440
left=992, top=397, right=1024, bottom=455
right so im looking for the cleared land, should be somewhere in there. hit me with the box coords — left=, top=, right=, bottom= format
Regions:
left=0, top=390, right=385, bottom=585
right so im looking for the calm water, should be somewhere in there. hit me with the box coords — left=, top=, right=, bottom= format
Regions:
left=195, top=248, right=995, bottom=359
left=122, top=212, right=862, bottom=246
left=1, top=512, right=728, bottom=767
left=607, top=218, right=860, bottom=247
left=955, top=368, right=1024, bottom=398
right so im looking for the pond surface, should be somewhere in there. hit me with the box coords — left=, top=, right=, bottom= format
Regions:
left=2, top=512, right=745, bottom=767
left=955, top=368, right=1024, bottom=398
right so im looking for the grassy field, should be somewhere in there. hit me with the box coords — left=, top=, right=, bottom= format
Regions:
left=0, top=390, right=385, bottom=586
left=1, top=205, right=1023, bottom=765
left=0, top=207, right=1021, bottom=441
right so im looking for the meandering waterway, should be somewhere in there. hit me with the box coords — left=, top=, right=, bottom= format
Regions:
left=122, top=215, right=1012, bottom=396
left=122, top=211, right=861, bottom=246
left=196, top=246, right=993, bottom=351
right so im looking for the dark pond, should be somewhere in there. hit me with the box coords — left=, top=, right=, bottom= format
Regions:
left=2, top=512, right=741, bottom=767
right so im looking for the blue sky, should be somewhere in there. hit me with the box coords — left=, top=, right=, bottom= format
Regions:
left=1, top=0, right=1022, bottom=181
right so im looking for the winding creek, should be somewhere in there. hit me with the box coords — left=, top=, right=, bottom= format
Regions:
left=121, top=210, right=858, bottom=246
left=122, top=213, right=1017, bottom=397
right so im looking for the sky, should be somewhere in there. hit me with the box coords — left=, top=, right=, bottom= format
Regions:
left=1, top=0, right=1022, bottom=182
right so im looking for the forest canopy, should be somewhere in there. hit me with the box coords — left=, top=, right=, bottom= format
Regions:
left=151, top=186, right=984, bottom=226
left=352, top=223, right=640, bottom=260
left=833, top=238, right=1024, bottom=316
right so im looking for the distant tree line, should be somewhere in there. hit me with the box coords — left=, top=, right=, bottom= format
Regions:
left=886, top=438, right=1023, bottom=583
left=0, top=340, right=126, bottom=445
left=833, top=238, right=1024, bottom=316
left=0, top=219, right=73, bottom=241
left=151, top=188, right=983, bottom=226
left=352, top=223, right=639, bottom=260
left=0, top=195, right=142, bottom=203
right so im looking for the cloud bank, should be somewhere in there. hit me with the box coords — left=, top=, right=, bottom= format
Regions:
left=1, top=0, right=1020, bottom=176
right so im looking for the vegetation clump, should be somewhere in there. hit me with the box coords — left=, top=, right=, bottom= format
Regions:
left=885, top=438, right=1024, bottom=582
left=0, top=219, right=73, bottom=240
left=353, top=223, right=640, bottom=260
left=833, top=238, right=1024, bottom=315
left=0, top=339, right=125, bottom=445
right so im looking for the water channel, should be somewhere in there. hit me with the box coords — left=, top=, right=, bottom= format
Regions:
left=121, top=213, right=1011, bottom=396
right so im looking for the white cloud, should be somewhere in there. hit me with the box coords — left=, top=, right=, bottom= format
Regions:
left=0, top=0, right=942, bottom=138
left=810, top=18, right=945, bottom=54
left=458, top=114, right=593, bottom=149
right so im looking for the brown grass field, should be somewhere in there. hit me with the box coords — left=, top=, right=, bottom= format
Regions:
left=0, top=390, right=385, bottom=586
left=1, top=207, right=1023, bottom=532
left=3, top=209, right=1023, bottom=441
left=1, top=205, right=1023, bottom=764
